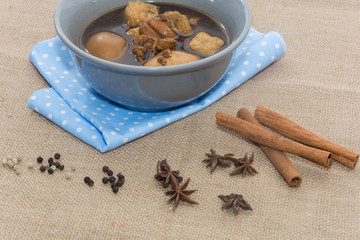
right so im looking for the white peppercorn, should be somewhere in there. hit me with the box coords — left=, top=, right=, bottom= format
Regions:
left=7, top=160, right=14, bottom=168
left=13, top=164, right=19, bottom=170
left=15, top=169, right=21, bottom=175
left=50, top=165, right=57, bottom=171
left=65, top=173, right=72, bottom=180
left=12, top=158, right=18, bottom=164
left=2, top=158, right=7, bottom=165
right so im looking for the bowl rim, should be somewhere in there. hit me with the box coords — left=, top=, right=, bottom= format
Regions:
left=54, top=0, right=251, bottom=74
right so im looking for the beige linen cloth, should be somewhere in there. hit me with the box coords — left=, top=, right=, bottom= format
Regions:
left=0, top=0, right=359, bottom=239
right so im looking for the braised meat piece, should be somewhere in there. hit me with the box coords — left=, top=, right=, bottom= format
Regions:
left=189, top=32, right=224, bottom=55
left=127, top=27, right=140, bottom=37
left=139, top=23, right=160, bottom=39
left=155, top=38, right=177, bottom=51
left=162, top=11, right=192, bottom=35
left=144, top=50, right=199, bottom=67
left=133, top=35, right=150, bottom=45
left=124, top=0, right=159, bottom=26
left=147, top=18, right=177, bottom=38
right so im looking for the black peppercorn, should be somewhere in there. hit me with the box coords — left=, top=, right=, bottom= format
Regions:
left=108, top=176, right=116, bottom=183
left=102, top=166, right=109, bottom=173
left=37, top=156, right=43, bottom=163
left=107, top=170, right=113, bottom=176
left=111, top=183, right=117, bottom=189
left=84, top=176, right=90, bottom=184
left=112, top=186, right=119, bottom=193
left=88, top=179, right=94, bottom=186
left=54, top=153, right=61, bottom=159
left=59, top=165, right=64, bottom=171
left=48, top=157, right=54, bottom=165
left=116, top=180, right=124, bottom=187
left=54, top=162, right=60, bottom=168
left=40, top=166, right=46, bottom=172
left=117, top=173, right=124, bottom=179
left=48, top=168, right=54, bottom=174
left=102, top=177, right=109, bottom=184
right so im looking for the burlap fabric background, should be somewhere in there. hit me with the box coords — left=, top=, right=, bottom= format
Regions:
left=1, top=0, right=359, bottom=239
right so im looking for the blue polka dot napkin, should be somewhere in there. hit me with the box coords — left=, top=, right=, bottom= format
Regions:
left=27, top=28, right=285, bottom=152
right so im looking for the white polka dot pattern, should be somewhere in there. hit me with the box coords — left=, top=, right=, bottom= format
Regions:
left=27, top=28, right=286, bottom=152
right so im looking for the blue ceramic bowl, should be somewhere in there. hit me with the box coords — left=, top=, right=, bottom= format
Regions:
left=54, top=0, right=251, bottom=111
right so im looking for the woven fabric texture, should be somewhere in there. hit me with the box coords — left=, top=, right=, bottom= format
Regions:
left=0, top=0, right=359, bottom=239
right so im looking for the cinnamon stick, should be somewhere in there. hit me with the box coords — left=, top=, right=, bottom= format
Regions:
left=254, top=106, right=358, bottom=168
left=237, top=108, right=301, bottom=187
left=216, top=112, right=332, bottom=168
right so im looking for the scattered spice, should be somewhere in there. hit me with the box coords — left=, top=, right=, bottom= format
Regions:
left=84, top=176, right=94, bottom=186
left=59, top=165, right=64, bottom=171
left=116, top=174, right=125, bottom=187
left=88, top=179, right=94, bottom=186
left=237, top=108, right=301, bottom=187
left=165, top=176, right=198, bottom=211
left=65, top=173, right=72, bottom=180
left=102, top=166, right=109, bottom=173
left=40, top=166, right=46, bottom=172
left=48, top=168, right=54, bottom=174
left=7, top=161, right=14, bottom=168
left=108, top=176, right=116, bottom=183
left=84, top=176, right=91, bottom=184
left=229, top=153, right=258, bottom=177
left=116, top=181, right=124, bottom=187
left=107, top=170, right=114, bottom=176
left=112, top=186, right=119, bottom=193
left=102, top=167, right=125, bottom=193
left=154, top=159, right=183, bottom=188
left=216, top=111, right=332, bottom=168
left=253, top=105, right=358, bottom=168
left=102, top=177, right=109, bottom=184
left=54, top=153, right=61, bottom=159
left=2, top=156, right=23, bottom=174
left=48, top=158, right=54, bottom=166
left=202, top=149, right=233, bottom=174
left=54, top=162, right=61, bottom=168
left=218, top=193, right=252, bottom=215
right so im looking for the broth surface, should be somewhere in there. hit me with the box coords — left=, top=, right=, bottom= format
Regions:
left=78, top=2, right=229, bottom=66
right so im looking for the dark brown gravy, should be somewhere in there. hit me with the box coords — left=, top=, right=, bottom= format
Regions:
left=78, top=2, right=229, bottom=66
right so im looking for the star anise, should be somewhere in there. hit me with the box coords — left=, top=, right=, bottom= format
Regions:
left=202, top=149, right=233, bottom=173
left=154, top=159, right=183, bottom=188
left=229, top=152, right=258, bottom=177
left=165, top=176, right=198, bottom=211
left=218, top=193, right=252, bottom=215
